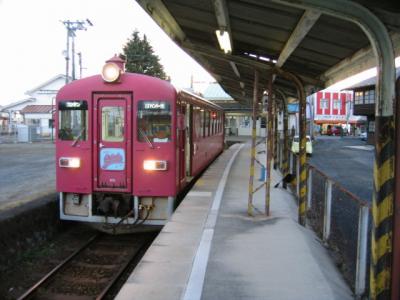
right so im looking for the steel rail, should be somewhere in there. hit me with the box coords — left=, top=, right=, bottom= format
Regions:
left=96, top=238, right=150, bottom=300
left=18, top=233, right=100, bottom=300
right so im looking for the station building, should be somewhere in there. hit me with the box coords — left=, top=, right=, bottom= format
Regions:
left=348, top=67, right=400, bottom=144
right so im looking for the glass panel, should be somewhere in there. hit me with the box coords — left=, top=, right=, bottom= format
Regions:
left=200, top=109, right=205, bottom=137
left=193, top=106, right=202, bottom=139
left=321, top=99, right=328, bottom=109
left=354, top=91, right=363, bottom=104
left=333, top=100, right=341, bottom=110
left=364, top=89, right=375, bottom=104
left=100, top=148, right=125, bottom=170
left=102, top=106, right=124, bottom=142
left=137, top=101, right=171, bottom=143
left=205, top=111, right=210, bottom=137
left=58, top=101, right=88, bottom=141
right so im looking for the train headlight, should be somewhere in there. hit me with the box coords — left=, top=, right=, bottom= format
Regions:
left=59, top=157, right=81, bottom=168
left=143, top=160, right=167, bottom=171
left=101, top=62, right=121, bottom=83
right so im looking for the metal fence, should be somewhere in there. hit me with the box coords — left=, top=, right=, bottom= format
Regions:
left=277, top=137, right=371, bottom=298
left=306, top=166, right=370, bottom=298
left=0, top=125, right=55, bottom=143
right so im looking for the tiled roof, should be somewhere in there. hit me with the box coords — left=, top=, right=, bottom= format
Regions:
left=21, top=105, right=54, bottom=114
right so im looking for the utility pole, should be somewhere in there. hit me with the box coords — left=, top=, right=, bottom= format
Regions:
left=77, top=52, right=83, bottom=79
left=62, top=19, right=93, bottom=83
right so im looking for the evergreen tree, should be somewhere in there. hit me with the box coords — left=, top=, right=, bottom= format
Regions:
left=121, top=30, right=167, bottom=79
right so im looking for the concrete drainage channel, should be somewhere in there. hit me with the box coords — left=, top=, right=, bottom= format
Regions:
left=0, top=193, right=65, bottom=274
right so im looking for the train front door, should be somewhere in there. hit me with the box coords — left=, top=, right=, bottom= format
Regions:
left=93, top=94, right=132, bottom=192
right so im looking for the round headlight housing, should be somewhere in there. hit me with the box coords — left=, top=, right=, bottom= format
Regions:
left=101, top=62, right=121, bottom=83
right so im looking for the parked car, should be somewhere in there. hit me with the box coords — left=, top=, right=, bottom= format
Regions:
left=291, top=135, right=313, bottom=155
left=360, top=132, right=367, bottom=141
left=331, top=126, right=342, bottom=136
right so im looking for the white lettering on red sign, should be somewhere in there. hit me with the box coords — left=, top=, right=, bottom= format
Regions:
left=66, top=102, right=81, bottom=108
left=144, top=103, right=165, bottom=109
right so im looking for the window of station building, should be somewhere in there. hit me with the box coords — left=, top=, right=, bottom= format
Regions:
left=137, top=101, right=172, bottom=143
left=354, top=91, right=364, bottom=104
left=102, top=106, right=125, bottom=142
left=58, top=100, right=88, bottom=141
left=364, top=89, right=375, bottom=104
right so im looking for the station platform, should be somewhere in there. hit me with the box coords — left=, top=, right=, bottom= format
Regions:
left=116, top=142, right=353, bottom=300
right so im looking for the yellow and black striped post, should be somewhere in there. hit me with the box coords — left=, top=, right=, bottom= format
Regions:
left=370, top=115, right=395, bottom=299
left=297, top=80, right=307, bottom=226
left=274, top=70, right=307, bottom=225
left=265, top=75, right=273, bottom=216
left=282, top=97, right=289, bottom=189
left=391, top=78, right=400, bottom=300
left=247, top=70, right=259, bottom=216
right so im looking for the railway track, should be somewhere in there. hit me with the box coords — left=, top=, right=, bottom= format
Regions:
left=18, top=232, right=155, bottom=300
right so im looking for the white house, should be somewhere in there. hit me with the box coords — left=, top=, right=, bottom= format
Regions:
left=0, top=74, right=69, bottom=133
left=24, top=74, right=68, bottom=106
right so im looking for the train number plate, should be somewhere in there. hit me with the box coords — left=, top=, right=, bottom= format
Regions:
left=72, top=193, right=80, bottom=205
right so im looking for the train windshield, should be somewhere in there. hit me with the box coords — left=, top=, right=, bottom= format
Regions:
left=58, top=100, right=88, bottom=141
left=137, top=100, right=171, bottom=143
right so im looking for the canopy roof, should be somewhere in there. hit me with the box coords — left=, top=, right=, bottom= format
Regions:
left=136, top=0, right=400, bottom=104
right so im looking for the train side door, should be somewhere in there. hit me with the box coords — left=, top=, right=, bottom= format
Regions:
left=185, top=103, right=192, bottom=178
left=93, top=94, right=132, bottom=192
left=177, top=102, right=186, bottom=187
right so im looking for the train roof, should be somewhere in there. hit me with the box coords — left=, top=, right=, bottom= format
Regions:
left=58, top=72, right=223, bottom=112
left=177, top=88, right=223, bottom=111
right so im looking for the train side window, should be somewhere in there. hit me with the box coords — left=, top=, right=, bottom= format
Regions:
left=193, top=106, right=202, bottom=139
left=137, top=100, right=171, bottom=143
left=205, top=111, right=210, bottom=137
left=58, top=100, right=88, bottom=141
left=211, top=111, right=217, bottom=135
left=102, top=106, right=125, bottom=142
left=200, top=109, right=205, bottom=138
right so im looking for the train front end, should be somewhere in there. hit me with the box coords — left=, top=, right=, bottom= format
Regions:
left=56, top=56, right=177, bottom=233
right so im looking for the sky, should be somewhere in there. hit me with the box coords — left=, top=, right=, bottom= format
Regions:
left=0, top=0, right=214, bottom=106
left=0, top=0, right=398, bottom=107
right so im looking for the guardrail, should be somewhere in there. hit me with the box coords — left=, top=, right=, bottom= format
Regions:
left=278, top=136, right=370, bottom=298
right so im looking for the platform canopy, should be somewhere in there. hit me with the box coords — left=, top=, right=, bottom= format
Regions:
left=136, top=0, right=400, bottom=104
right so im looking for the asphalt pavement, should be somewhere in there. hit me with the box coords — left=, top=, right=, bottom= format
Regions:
left=309, top=135, right=373, bottom=202
left=0, top=143, right=55, bottom=211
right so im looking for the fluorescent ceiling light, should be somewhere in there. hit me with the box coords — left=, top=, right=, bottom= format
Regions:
left=215, top=30, right=232, bottom=54
left=259, top=56, right=270, bottom=62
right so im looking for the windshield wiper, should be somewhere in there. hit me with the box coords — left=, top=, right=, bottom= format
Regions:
left=71, top=128, right=85, bottom=147
left=139, top=128, right=154, bottom=149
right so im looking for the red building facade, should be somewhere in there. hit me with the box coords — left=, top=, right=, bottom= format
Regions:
left=313, top=90, right=366, bottom=134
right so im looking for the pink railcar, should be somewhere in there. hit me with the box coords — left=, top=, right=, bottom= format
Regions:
left=56, top=57, right=224, bottom=232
